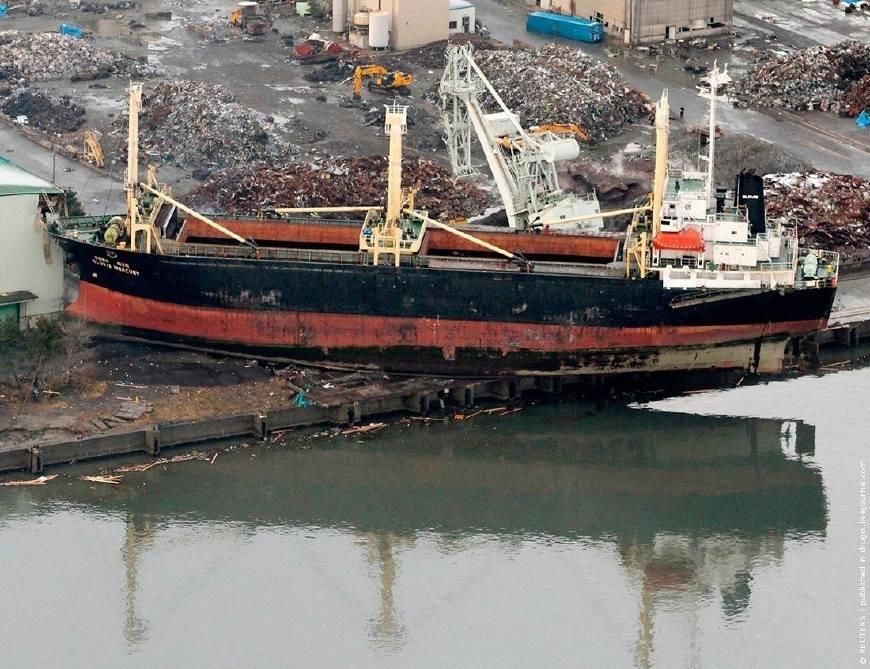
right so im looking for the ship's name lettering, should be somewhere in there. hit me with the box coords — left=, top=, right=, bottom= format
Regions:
left=94, top=256, right=141, bottom=276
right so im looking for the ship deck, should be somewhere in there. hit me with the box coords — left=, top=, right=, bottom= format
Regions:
left=161, top=240, right=626, bottom=277
left=57, top=231, right=628, bottom=279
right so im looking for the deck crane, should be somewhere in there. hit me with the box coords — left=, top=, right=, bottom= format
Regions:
left=439, top=44, right=603, bottom=232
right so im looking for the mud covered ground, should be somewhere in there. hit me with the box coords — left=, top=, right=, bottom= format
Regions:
left=0, top=340, right=289, bottom=451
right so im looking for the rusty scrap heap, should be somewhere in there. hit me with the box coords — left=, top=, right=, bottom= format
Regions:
left=118, top=81, right=294, bottom=171
left=844, top=74, right=870, bottom=117
left=1, top=90, right=85, bottom=134
left=765, top=172, right=870, bottom=262
left=190, top=157, right=491, bottom=220
left=731, top=40, right=870, bottom=113
left=0, top=30, right=160, bottom=82
left=473, top=44, right=649, bottom=143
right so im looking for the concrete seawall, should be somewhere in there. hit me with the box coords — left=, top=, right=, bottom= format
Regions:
left=0, top=376, right=538, bottom=475
left=4, top=321, right=870, bottom=477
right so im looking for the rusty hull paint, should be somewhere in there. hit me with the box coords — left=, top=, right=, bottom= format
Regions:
left=67, top=281, right=813, bottom=375
left=179, top=217, right=621, bottom=260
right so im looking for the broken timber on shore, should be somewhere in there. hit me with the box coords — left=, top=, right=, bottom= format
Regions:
left=0, top=375, right=555, bottom=475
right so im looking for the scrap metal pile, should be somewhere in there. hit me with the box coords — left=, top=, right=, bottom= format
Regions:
left=0, top=30, right=160, bottom=82
left=731, top=40, right=870, bottom=113
left=844, top=74, right=870, bottom=116
left=190, top=157, right=491, bottom=219
left=765, top=172, right=870, bottom=261
left=374, top=34, right=498, bottom=72
left=185, top=17, right=236, bottom=44
left=119, top=81, right=294, bottom=171
left=1, top=90, right=85, bottom=134
left=473, top=44, right=649, bottom=143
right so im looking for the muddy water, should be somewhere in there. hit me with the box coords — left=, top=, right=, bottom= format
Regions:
left=0, top=368, right=866, bottom=667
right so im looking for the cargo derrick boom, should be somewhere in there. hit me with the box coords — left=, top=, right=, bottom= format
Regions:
left=439, top=44, right=603, bottom=232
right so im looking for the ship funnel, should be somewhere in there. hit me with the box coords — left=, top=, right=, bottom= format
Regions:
left=735, top=172, right=766, bottom=235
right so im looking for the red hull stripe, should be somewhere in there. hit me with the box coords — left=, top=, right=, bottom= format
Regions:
left=68, top=282, right=824, bottom=354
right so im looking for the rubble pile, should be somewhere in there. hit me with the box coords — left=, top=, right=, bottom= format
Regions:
left=1, top=90, right=85, bottom=134
left=473, top=45, right=649, bottom=143
left=765, top=172, right=870, bottom=260
left=304, top=60, right=354, bottom=83
left=374, top=34, right=500, bottom=71
left=361, top=104, right=443, bottom=152
left=185, top=18, right=236, bottom=44
left=670, top=131, right=810, bottom=187
left=122, top=81, right=294, bottom=171
left=0, top=31, right=160, bottom=82
left=844, top=74, right=870, bottom=116
left=731, top=40, right=870, bottom=112
left=190, top=157, right=491, bottom=219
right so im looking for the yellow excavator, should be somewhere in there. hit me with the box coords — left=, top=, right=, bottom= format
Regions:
left=83, top=129, right=104, bottom=168
left=229, top=1, right=269, bottom=35
left=529, top=123, right=589, bottom=142
left=497, top=122, right=589, bottom=151
left=352, top=65, right=413, bottom=100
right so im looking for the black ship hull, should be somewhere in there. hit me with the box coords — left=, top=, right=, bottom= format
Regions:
left=58, top=238, right=837, bottom=376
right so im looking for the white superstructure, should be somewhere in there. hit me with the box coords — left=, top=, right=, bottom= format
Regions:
left=639, top=64, right=838, bottom=290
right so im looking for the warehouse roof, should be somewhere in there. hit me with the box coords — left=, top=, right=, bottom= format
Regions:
left=0, top=155, right=63, bottom=197
left=0, top=290, right=38, bottom=306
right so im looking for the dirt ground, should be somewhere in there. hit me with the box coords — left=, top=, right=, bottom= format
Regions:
left=0, top=341, right=293, bottom=450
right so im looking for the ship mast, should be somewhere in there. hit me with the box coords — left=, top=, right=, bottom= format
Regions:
left=369, top=103, right=408, bottom=267
left=651, top=89, right=669, bottom=239
left=385, top=104, right=405, bottom=229
left=700, top=62, right=731, bottom=205
left=124, top=83, right=153, bottom=253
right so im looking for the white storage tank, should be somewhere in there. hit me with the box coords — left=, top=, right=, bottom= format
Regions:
left=353, top=11, right=369, bottom=26
left=369, top=11, right=390, bottom=49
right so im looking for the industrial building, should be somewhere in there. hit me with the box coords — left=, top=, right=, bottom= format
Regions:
left=542, top=0, right=733, bottom=44
left=0, top=156, right=64, bottom=327
left=339, top=0, right=450, bottom=49
left=448, top=0, right=476, bottom=35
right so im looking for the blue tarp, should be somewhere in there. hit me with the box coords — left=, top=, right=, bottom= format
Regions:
left=0, top=5, right=7, bottom=18
left=856, top=110, right=870, bottom=129
left=59, top=23, right=84, bottom=38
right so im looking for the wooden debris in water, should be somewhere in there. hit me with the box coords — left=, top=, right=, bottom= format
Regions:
left=341, top=422, right=387, bottom=436
left=0, top=474, right=58, bottom=487
left=114, top=452, right=208, bottom=473
left=80, top=474, right=123, bottom=485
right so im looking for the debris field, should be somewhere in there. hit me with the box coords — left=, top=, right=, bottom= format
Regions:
left=844, top=74, right=870, bottom=117
left=730, top=40, right=870, bottom=114
left=473, top=44, right=650, bottom=143
left=765, top=172, right=870, bottom=261
left=0, top=30, right=160, bottom=83
left=115, top=80, right=296, bottom=173
left=190, top=156, right=492, bottom=220
left=1, top=89, right=85, bottom=134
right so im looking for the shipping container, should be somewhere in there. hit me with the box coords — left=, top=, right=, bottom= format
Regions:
left=59, top=23, right=84, bottom=38
left=526, top=12, right=603, bottom=43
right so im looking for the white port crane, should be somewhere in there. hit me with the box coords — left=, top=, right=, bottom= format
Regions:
left=439, top=44, right=603, bottom=232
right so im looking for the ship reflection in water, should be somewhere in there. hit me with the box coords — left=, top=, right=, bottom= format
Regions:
left=0, top=404, right=826, bottom=666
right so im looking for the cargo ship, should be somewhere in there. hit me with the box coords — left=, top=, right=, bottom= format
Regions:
left=50, top=66, right=838, bottom=377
